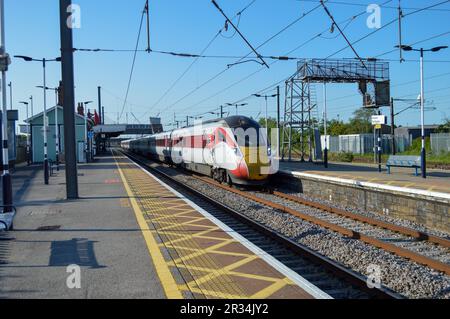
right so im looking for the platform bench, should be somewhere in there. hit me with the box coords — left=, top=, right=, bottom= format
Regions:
left=386, top=155, right=421, bottom=176
left=48, top=159, right=58, bottom=176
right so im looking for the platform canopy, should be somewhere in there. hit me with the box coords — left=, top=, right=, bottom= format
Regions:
left=93, top=124, right=162, bottom=137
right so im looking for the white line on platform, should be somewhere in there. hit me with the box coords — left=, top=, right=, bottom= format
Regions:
left=129, top=160, right=333, bottom=300
left=281, top=170, right=450, bottom=201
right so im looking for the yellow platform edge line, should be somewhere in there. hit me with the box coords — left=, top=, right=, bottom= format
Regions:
left=113, top=152, right=184, bottom=300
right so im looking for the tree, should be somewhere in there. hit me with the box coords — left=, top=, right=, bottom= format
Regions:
left=435, top=118, right=450, bottom=133
left=347, top=108, right=377, bottom=134
left=327, top=120, right=348, bottom=135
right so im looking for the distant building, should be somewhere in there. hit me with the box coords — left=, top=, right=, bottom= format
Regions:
left=25, top=106, right=89, bottom=163
left=395, top=125, right=440, bottom=140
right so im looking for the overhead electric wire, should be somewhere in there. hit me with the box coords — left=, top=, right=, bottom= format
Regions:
left=320, top=0, right=368, bottom=68
left=229, top=0, right=447, bottom=109
left=180, top=0, right=391, bottom=114
left=142, top=0, right=259, bottom=118
left=118, top=2, right=146, bottom=121
left=324, top=0, right=450, bottom=60
left=295, top=0, right=450, bottom=12
left=327, top=85, right=450, bottom=115
left=211, top=0, right=269, bottom=68
left=373, top=30, right=450, bottom=58
left=162, top=2, right=323, bottom=114
left=148, top=31, right=222, bottom=112
left=231, top=3, right=323, bottom=67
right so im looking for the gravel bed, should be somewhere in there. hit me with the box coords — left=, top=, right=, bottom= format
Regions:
left=148, top=163, right=450, bottom=299
left=277, top=187, right=450, bottom=240
left=250, top=191, right=450, bottom=265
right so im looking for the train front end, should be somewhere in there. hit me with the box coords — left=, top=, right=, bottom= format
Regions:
left=224, top=116, right=276, bottom=186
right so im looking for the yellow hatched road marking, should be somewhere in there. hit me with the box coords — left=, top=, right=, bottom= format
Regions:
left=170, top=240, right=237, bottom=264
left=113, top=152, right=315, bottom=299
left=113, top=152, right=183, bottom=299
left=250, top=279, right=290, bottom=299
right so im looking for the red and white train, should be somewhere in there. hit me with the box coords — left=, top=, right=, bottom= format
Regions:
left=121, top=116, right=276, bottom=185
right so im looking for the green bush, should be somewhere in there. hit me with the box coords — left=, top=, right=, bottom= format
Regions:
left=330, top=152, right=354, bottom=163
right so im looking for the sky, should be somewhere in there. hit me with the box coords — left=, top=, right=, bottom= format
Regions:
left=4, top=0, right=450, bottom=130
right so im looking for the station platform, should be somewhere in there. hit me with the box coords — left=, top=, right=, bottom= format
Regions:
left=279, top=161, right=450, bottom=198
left=0, top=153, right=328, bottom=299
left=277, top=161, right=450, bottom=233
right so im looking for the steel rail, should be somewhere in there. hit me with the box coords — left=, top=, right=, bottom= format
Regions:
left=272, top=191, right=450, bottom=249
left=119, top=150, right=401, bottom=299
left=192, top=176, right=450, bottom=276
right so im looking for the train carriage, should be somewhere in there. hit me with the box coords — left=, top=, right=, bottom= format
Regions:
left=122, top=116, right=275, bottom=186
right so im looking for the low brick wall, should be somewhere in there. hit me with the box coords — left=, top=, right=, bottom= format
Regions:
left=275, top=172, right=450, bottom=234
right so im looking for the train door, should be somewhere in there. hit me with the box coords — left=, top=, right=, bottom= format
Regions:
left=212, top=128, right=238, bottom=171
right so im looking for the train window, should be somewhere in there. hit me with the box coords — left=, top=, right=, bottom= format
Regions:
left=218, top=131, right=226, bottom=142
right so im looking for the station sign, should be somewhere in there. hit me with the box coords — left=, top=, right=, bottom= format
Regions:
left=371, top=115, right=387, bottom=126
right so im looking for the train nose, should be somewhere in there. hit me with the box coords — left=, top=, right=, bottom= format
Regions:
left=232, top=147, right=270, bottom=180
left=230, top=159, right=249, bottom=180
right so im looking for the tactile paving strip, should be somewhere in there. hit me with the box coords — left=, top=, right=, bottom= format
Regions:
left=114, top=154, right=316, bottom=299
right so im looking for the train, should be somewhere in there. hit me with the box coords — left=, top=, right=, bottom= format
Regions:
left=121, top=116, right=276, bottom=186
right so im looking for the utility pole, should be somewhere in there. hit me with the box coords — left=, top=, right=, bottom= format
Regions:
left=276, top=86, right=281, bottom=158
left=54, top=88, right=60, bottom=171
left=82, top=101, right=93, bottom=163
left=390, top=98, right=396, bottom=155
left=7, top=81, right=11, bottom=110
left=42, top=58, right=50, bottom=185
left=30, top=95, right=34, bottom=116
left=397, top=44, right=448, bottom=178
left=19, top=101, right=31, bottom=165
left=377, top=110, right=382, bottom=173
left=0, top=0, right=13, bottom=219
left=323, top=83, right=328, bottom=168
left=98, top=86, right=102, bottom=125
left=220, top=105, right=224, bottom=118
left=59, top=0, right=79, bottom=199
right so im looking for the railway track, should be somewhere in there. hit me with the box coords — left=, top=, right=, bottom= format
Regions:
left=192, top=175, right=450, bottom=276
left=120, top=150, right=401, bottom=299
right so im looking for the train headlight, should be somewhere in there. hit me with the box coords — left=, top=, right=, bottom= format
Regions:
left=267, top=147, right=272, bottom=157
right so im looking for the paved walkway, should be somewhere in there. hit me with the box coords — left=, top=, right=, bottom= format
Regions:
left=113, top=151, right=326, bottom=299
left=279, top=161, right=450, bottom=196
left=0, top=155, right=165, bottom=299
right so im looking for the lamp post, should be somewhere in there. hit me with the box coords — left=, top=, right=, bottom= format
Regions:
left=397, top=45, right=448, bottom=178
left=226, top=103, right=248, bottom=116
left=7, top=81, right=11, bottom=110
left=19, top=101, right=31, bottom=165
left=14, top=55, right=61, bottom=185
left=82, top=101, right=93, bottom=163
left=29, top=95, right=34, bottom=116
left=37, top=85, right=60, bottom=171
left=253, top=93, right=277, bottom=134
left=323, top=83, right=328, bottom=168
left=0, top=0, right=14, bottom=223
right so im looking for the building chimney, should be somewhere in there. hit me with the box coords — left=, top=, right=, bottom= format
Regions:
left=77, top=103, right=84, bottom=116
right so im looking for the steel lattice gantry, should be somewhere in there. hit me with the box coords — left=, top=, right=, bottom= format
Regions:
left=281, top=59, right=390, bottom=162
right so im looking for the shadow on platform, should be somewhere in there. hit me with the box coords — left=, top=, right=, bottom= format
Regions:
left=49, top=238, right=105, bottom=269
